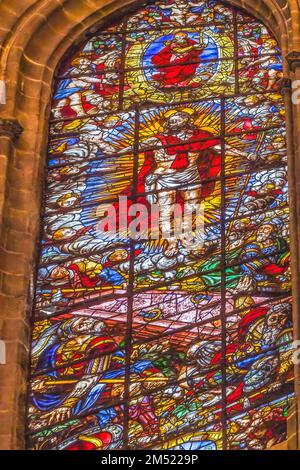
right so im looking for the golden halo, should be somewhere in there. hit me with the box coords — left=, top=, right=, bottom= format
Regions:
left=164, top=108, right=196, bottom=118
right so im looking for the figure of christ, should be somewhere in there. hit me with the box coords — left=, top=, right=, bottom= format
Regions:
left=118, top=111, right=253, bottom=257
left=151, top=32, right=204, bottom=88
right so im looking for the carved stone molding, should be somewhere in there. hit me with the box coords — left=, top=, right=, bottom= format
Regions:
left=286, top=51, right=300, bottom=72
left=0, top=118, right=23, bottom=141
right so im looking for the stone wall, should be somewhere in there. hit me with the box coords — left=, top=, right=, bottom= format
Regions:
left=0, top=0, right=300, bottom=450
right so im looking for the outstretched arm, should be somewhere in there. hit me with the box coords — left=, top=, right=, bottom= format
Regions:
left=118, top=137, right=161, bottom=155
left=32, top=374, right=99, bottom=425
left=214, top=143, right=256, bottom=161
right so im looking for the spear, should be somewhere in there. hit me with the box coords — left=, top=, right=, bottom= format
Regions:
left=44, top=377, right=169, bottom=386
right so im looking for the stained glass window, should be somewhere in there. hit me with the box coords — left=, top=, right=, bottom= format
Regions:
left=27, top=0, right=294, bottom=450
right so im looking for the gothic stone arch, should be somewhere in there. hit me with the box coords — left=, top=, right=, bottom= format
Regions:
left=0, top=0, right=300, bottom=450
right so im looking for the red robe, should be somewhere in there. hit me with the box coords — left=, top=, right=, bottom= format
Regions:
left=64, top=431, right=112, bottom=450
left=105, top=129, right=221, bottom=233
left=152, top=39, right=203, bottom=87
left=140, top=129, right=221, bottom=199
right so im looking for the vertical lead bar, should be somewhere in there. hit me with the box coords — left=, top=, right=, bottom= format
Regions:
left=220, top=96, right=228, bottom=450
left=123, top=106, right=140, bottom=449
left=118, top=17, right=129, bottom=110
left=220, top=8, right=238, bottom=447
left=233, top=9, right=240, bottom=96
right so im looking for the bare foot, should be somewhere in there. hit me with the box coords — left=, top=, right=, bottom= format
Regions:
left=164, top=240, right=179, bottom=258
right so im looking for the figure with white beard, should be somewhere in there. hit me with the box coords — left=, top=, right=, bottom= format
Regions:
left=236, top=220, right=289, bottom=292
left=241, top=169, right=286, bottom=213
left=179, top=302, right=292, bottom=413
left=53, top=59, right=118, bottom=119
